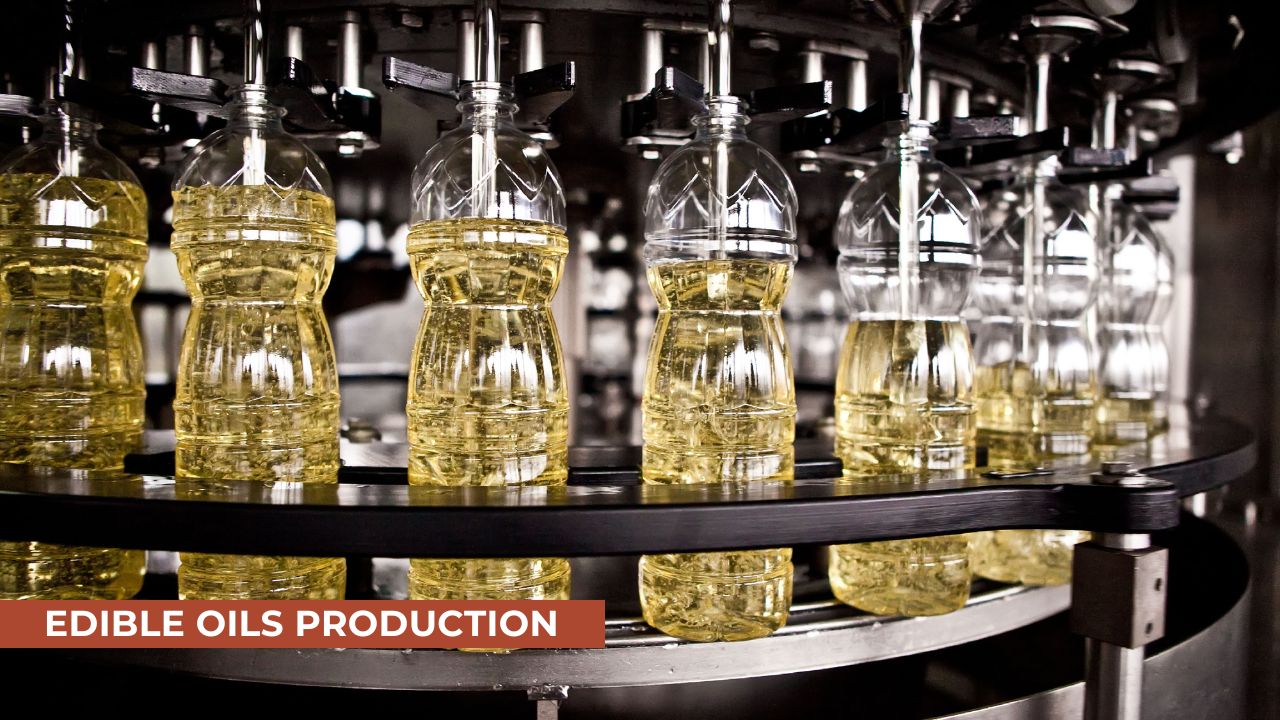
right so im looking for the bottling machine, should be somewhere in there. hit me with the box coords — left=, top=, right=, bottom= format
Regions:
left=0, top=0, right=1276, bottom=717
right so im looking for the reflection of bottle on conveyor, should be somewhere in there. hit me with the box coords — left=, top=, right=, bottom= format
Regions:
left=405, top=1, right=571, bottom=615
left=637, top=0, right=798, bottom=642
left=170, top=25, right=344, bottom=599
left=0, top=101, right=146, bottom=599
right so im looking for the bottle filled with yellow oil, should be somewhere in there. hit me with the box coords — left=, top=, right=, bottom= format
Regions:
left=170, top=84, right=344, bottom=599
left=828, top=126, right=979, bottom=617
left=404, top=76, right=571, bottom=614
left=637, top=88, right=798, bottom=641
left=0, top=106, right=146, bottom=599
left=970, top=47, right=1095, bottom=586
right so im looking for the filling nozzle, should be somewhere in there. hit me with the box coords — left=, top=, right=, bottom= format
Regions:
left=243, top=0, right=266, bottom=89
left=706, top=0, right=733, bottom=104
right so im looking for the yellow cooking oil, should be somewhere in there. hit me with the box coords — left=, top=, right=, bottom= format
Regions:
left=0, top=172, right=147, bottom=599
left=828, top=319, right=974, bottom=616
left=171, top=184, right=344, bottom=599
left=638, top=257, right=796, bottom=642
left=1094, top=395, right=1157, bottom=446
left=405, top=218, right=571, bottom=610
left=973, top=361, right=1091, bottom=585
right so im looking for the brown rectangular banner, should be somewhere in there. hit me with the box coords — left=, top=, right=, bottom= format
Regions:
left=0, top=601, right=605, bottom=649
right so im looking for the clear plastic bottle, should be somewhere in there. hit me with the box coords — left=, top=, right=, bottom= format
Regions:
left=971, top=160, right=1096, bottom=586
left=171, top=85, right=344, bottom=599
left=828, top=125, right=977, bottom=617
left=637, top=95, right=797, bottom=642
left=405, top=82, right=571, bottom=609
left=0, top=106, right=146, bottom=599
left=1095, top=204, right=1167, bottom=443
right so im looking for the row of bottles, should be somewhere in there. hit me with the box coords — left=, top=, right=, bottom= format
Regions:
left=0, top=0, right=1175, bottom=652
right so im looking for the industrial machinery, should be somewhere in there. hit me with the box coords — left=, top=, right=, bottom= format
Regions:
left=0, top=0, right=1276, bottom=717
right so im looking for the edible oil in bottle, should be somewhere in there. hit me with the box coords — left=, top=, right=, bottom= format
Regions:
left=403, top=78, right=572, bottom=621
left=826, top=125, right=980, bottom=617
left=171, top=87, right=344, bottom=600
left=0, top=110, right=147, bottom=599
left=638, top=255, right=796, bottom=641
left=406, top=218, right=571, bottom=604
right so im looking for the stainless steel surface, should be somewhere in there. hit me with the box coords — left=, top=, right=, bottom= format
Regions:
left=242, top=0, right=265, bottom=86
left=475, top=0, right=500, bottom=84
left=285, top=24, right=304, bottom=62
left=521, top=18, right=545, bottom=73
left=706, top=0, right=732, bottom=98
left=1085, top=640, right=1146, bottom=720
left=338, top=10, right=362, bottom=89
left=1082, top=532, right=1158, bottom=720
left=184, top=25, right=208, bottom=76
left=65, top=584, right=1068, bottom=690
left=932, top=565, right=1249, bottom=720
left=457, top=16, right=476, bottom=82
left=141, top=40, right=162, bottom=71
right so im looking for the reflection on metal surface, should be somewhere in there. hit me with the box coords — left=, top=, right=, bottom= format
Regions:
left=62, top=583, right=1069, bottom=690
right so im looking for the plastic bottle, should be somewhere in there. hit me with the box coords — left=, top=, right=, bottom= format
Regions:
left=827, top=125, right=978, bottom=616
left=0, top=106, right=146, bottom=599
left=637, top=95, right=798, bottom=642
left=405, top=80, right=571, bottom=610
left=171, top=84, right=344, bottom=599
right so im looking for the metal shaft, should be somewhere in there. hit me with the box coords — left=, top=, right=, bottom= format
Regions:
left=924, top=73, right=942, bottom=123
left=185, top=26, right=208, bottom=76
left=1027, top=52, right=1051, bottom=133
left=338, top=11, right=362, bottom=89
left=900, top=13, right=924, bottom=122
left=849, top=57, right=868, bottom=112
left=475, top=0, right=500, bottom=84
left=707, top=0, right=732, bottom=98
left=520, top=20, right=544, bottom=74
left=243, top=0, right=265, bottom=86
left=641, top=26, right=664, bottom=91
left=1083, top=532, right=1152, bottom=720
left=285, top=25, right=304, bottom=62
left=457, top=18, right=476, bottom=82
left=141, top=41, right=162, bottom=71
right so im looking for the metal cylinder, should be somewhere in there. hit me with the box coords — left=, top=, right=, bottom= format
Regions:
left=900, top=14, right=924, bottom=121
left=641, top=27, right=664, bottom=91
left=950, top=84, right=970, bottom=118
left=338, top=11, right=362, bottom=88
left=243, top=0, right=266, bottom=86
left=706, top=0, right=732, bottom=98
left=285, top=24, right=304, bottom=62
left=185, top=26, right=208, bottom=76
left=924, top=73, right=943, bottom=123
left=1027, top=52, right=1051, bottom=133
left=141, top=40, right=162, bottom=71
left=475, top=0, right=500, bottom=84
left=848, top=57, right=868, bottom=112
left=801, top=50, right=823, bottom=85
left=1101, top=89, right=1119, bottom=149
left=520, top=20, right=544, bottom=74
left=457, top=18, right=476, bottom=82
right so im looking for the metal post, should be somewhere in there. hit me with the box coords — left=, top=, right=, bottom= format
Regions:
left=475, top=0, right=500, bottom=84
left=338, top=11, right=362, bottom=89
left=1073, top=461, right=1171, bottom=720
left=184, top=26, right=208, bottom=76
left=243, top=0, right=265, bottom=86
left=1083, top=532, right=1151, bottom=720
left=849, top=56, right=867, bottom=111
left=520, top=18, right=544, bottom=74
left=641, top=25, right=664, bottom=91
left=457, top=17, right=476, bottom=81
left=285, top=25, right=304, bottom=61
left=707, top=0, right=732, bottom=99
left=924, top=72, right=942, bottom=123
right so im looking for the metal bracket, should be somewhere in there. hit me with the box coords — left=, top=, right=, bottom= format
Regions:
left=528, top=685, right=569, bottom=720
left=1070, top=541, right=1169, bottom=648
left=382, top=56, right=575, bottom=133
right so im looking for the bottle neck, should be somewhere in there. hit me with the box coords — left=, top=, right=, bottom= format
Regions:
left=882, top=123, right=934, bottom=161
left=457, top=82, right=518, bottom=126
left=223, top=85, right=285, bottom=132
left=692, top=98, right=749, bottom=140
left=39, top=107, right=100, bottom=147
